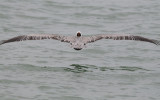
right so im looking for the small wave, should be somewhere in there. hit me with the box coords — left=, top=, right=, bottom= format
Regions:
left=8, top=64, right=151, bottom=73
left=66, top=64, right=151, bottom=73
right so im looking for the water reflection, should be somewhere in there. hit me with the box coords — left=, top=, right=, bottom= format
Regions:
left=7, top=64, right=151, bottom=73
left=64, top=64, right=151, bottom=73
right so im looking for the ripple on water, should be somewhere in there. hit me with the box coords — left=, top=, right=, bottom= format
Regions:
left=0, top=63, right=151, bottom=73
left=65, top=64, right=151, bottom=73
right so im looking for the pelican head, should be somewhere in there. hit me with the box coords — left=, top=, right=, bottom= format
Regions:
left=77, top=31, right=81, bottom=37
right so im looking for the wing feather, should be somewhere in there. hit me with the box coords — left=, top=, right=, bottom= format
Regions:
left=83, top=34, right=160, bottom=45
left=0, top=34, right=69, bottom=45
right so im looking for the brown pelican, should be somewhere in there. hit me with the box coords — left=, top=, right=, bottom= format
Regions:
left=0, top=31, right=159, bottom=50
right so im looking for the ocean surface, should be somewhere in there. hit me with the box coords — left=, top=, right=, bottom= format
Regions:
left=0, top=0, right=160, bottom=100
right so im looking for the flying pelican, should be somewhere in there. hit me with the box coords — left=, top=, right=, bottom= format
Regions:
left=0, top=31, right=159, bottom=50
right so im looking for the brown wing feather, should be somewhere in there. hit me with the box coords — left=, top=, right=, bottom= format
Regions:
left=84, top=34, right=160, bottom=45
left=0, top=34, right=66, bottom=45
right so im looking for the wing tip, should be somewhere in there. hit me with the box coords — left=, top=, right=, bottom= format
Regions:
left=150, top=39, right=160, bottom=45
left=0, top=40, right=5, bottom=45
left=155, top=41, right=160, bottom=45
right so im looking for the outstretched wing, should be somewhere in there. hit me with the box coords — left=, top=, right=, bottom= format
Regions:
left=83, top=34, right=160, bottom=45
left=0, top=34, right=73, bottom=45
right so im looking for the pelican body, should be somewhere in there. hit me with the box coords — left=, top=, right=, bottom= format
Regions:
left=0, top=31, right=159, bottom=50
